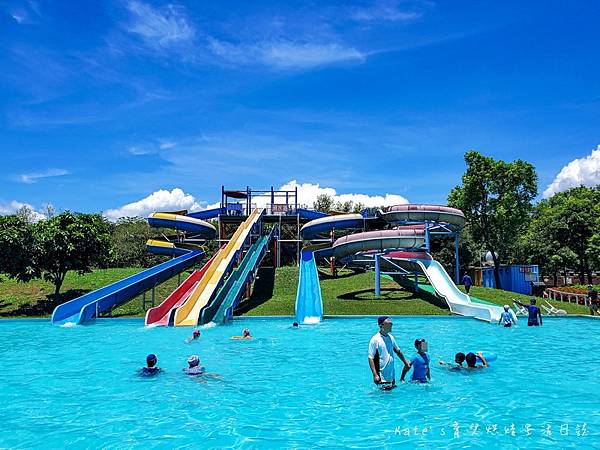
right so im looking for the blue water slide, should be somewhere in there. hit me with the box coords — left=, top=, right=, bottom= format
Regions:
left=51, top=250, right=203, bottom=326
left=187, top=207, right=225, bottom=220
left=295, top=250, right=324, bottom=324
left=296, top=208, right=329, bottom=221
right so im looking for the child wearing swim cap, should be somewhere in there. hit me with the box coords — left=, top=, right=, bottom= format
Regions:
left=185, top=329, right=201, bottom=343
left=183, top=355, right=206, bottom=376
left=141, top=354, right=161, bottom=376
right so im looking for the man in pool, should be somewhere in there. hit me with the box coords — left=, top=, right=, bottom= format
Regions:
left=514, top=298, right=543, bottom=326
left=141, top=354, right=161, bottom=376
left=368, top=316, right=410, bottom=390
left=401, top=338, right=430, bottom=383
left=185, top=329, right=201, bottom=343
left=498, top=305, right=517, bottom=327
left=231, top=328, right=253, bottom=340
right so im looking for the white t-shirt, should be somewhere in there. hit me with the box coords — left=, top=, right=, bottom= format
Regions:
left=368, top=332, right=400, bottom=383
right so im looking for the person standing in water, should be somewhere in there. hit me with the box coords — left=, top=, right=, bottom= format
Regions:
left=401, top=338, right=430, bottom=383
left=141, top=354, right=161, bottom=377
left=368, top=316, right=410, bottom=390
left=514, top=298, right=543, bottom=326
left=498, top=305, right=517, bottom=327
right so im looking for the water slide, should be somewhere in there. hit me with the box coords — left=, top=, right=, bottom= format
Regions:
left=172, top=209, right=264, bottom=326
left=295, top=244, right=328, bottom=324
left=144, top=251, right=220, bottom=326
left=296, top=205, right=508, bottom=323
left=201, top=232, right=272, bottom=325
left=386, top=252, right=506, bottom=322
left=51, top=244, right=203, bottom=326
left=51, top=210, right=217, bottom=326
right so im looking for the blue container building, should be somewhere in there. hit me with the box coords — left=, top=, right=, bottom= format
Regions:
left=481, top=265, right=539, bottom=295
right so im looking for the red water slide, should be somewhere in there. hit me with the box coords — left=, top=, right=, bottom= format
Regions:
left=144, top=252, right=220, bottom=326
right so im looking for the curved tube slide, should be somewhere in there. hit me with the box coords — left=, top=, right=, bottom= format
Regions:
left=173, top=209, right=264, bottom=326
left=148, top=212, right=217, bottom=239
left=300, top=213, right=365, bottom=239
left=332, top=229, right=424, bottom=258
left=380, top=204, right=465, bottom=228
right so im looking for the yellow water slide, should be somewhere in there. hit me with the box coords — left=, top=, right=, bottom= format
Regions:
left=173, top=209, right=264, bottom=326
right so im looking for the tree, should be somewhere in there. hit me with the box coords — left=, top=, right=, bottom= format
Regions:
left=515, top=201, right=577, bottom=286
left=33, top=212, right=112, bottom=299
left=110, top=217, right=163, bottom=268
left=0, top=215, right=39, bottom=283
left=313, top=194, right=335, bottom=213
left=539, top=186, right=600, bottom=284
left=448, top=151, right=538, bottom=289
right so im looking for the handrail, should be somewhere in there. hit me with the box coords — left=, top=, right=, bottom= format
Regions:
left=544, top=288, right=590, bottom=306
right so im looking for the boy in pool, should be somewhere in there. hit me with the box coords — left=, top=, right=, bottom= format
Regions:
left=185, top=329, right=201, bottom=343
left=498, top=305, right=517, bottom=327
left=231, top=328, right=253, bottom=340
left=141, top=354, right=161, bottom=376
left=439, top=352, right=466, bottom=368
left=401, top=338, right=431, bottom=383
left=465, top=352, right=488, bottom=369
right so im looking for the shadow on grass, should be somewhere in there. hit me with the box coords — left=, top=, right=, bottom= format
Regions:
left=0, top=289, right=91, bottom=317
left=336, top=288, right=412, bottom=301
left=317, top=268, right=365, bottom=280
left=234, top=267, right=276, bottom=315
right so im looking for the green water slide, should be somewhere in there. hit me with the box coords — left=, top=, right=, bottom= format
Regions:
left=199, top=232, right=271, bottom=325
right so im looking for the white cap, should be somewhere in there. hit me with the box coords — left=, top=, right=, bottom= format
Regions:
left=503, top=305, right=509, bottom=310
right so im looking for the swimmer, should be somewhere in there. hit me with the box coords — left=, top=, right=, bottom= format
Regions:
left=465, top=352, right=488, bottom=369
left=291, top=322, right=299, bottom=329
left=185, top=329, right=201, bottom=343
left=141, top=354, right=161, bottom=376
left=498, top=305, right=517, bottom=327
left=231, top=328, right=253, bottom=340
left=401, top=338, right=431, bottom=383
left=183, top=355, right=221, bottom=380
left=439, top=352, right=466, bottom=368
left=514, top=298, right=543, bottom=326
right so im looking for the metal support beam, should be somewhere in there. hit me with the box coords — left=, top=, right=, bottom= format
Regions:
left=455, top=232, right=460, bottom=284
left=375, top=254, right=381, bottom=297
left=414, top=272, right=419, bottom=292
left=151, top=285, right=155, bottom=308
left=425, top=220, right=430, bottom=252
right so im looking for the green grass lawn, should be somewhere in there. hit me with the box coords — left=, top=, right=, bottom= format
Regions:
left=0, top=268, right=193, bottom=318
left=0, top=265, right=591, bottom=318
left=239, top=267, right=450, bottom=316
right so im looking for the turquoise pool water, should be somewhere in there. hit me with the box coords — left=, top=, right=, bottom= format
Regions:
left=1, top=317, right=598, bottom=448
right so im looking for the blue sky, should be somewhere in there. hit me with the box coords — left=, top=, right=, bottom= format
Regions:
left=1, top=0, right=599, bottom=218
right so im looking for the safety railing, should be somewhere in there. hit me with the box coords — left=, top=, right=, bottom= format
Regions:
left=544, top=288, right=590, bottom=306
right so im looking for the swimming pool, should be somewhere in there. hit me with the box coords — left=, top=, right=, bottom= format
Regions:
left=1, top=317, right=598, bottom=448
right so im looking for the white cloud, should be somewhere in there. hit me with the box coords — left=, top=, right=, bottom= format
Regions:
left=104, top=188, right=202, bottom=220
left=208, top=38, right=365, bottom=69
left=251, top=180, right=409, bottom=209
left=125, top=0, right=195, bottom=49
left=350, top=1, right=422, bottom=22
left=0, top=200, right=46, bottom=222
left=543, top=145, right=600, bottom=198
left=159, top=141, right=176, bottom=150
left=19, top=168, right=69, bottom=184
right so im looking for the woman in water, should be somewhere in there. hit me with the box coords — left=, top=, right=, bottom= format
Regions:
left=230, top=328, right=253, bottom=340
